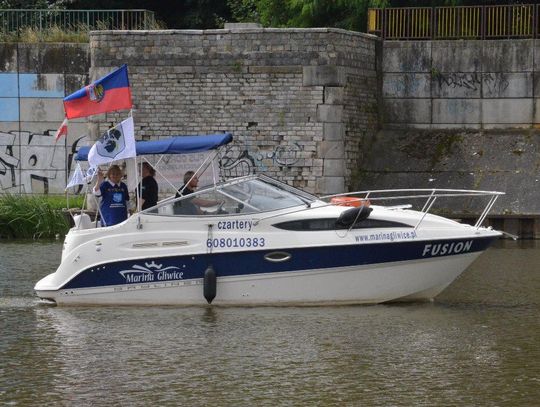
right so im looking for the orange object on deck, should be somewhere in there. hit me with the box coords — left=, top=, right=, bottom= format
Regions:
left=330, top=197, right=370, bottom=207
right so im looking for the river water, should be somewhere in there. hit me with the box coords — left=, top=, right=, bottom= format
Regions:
left=0, top=240, right=539, bottom=406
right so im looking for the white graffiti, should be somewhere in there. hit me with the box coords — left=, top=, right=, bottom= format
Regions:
left=0, top=130, right=88, bottom=194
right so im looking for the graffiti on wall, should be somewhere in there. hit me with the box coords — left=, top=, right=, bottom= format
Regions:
left=219, top=141, right=304, bottom=178
left=0, top=131, right=306, bottom=194
left=433, top=71, right=510, bottom=95
left=0, top=130, right=88, bottom=194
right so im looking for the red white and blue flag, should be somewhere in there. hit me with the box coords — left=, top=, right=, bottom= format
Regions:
left=54, top=117, right=68, bottom=142
left=63, top=64, right=133, bottom=119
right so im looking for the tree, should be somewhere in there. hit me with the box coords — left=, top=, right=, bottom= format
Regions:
left=238, top=0, right=390, bottom=33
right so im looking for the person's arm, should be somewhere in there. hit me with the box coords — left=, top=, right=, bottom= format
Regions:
left=139, top=180, right=149, bottom=208
left=93, top=171, right=104, bottom=196
left=192, top=197, right=219, bottom=207
left=122, top=183, right=131, bottom=216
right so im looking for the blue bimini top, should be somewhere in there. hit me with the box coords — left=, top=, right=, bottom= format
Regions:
left=76, top=133, right=233, bottom=161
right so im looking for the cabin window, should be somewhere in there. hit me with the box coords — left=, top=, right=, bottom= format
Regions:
left=273, top=218, right=412, bottom=231
left=151, top=190, right=225, bottom=216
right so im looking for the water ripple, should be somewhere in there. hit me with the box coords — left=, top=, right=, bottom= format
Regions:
left=1, top=241, right=539, bottom=406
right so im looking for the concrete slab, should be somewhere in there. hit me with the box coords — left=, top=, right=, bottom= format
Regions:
left=383, top=73, right=430, bottom=98
left=316, top=176, right=345, bottom=195
left=532, top=100, right=540, bottom=124
left=431, top=72, right=482, bottom=98
left=323, top=158, right=345, bottom=176
left=482, top=40, right=533, bottom=72
left=0, top=44, right=18, bottom=73
left=0, top=98, right=19, bottom=121
left=382, top=41, right=431, bottom=73
left=0, top=73, right=18, bottom=97
left=430, top=123, right=482, bottom=130
left=323, top=123, right=344, bottom=141
left=0, top=121, right=89, bottom=143
left=0, top=122, right=20, bottom=134
left=19, top=73, right=65, bottom=98
left=382, top=98, right=431, bottom=124
left=319, top=141, right=345, bottom=159
left=431, top=41, right=483, bottom=72
left=17, top=43, right=66, bottom=74
left=19, top=98, right=64, bottom=122
left=65, top=74, right=89, bottom=95
left=532, top=72, right=540, bottom=98
left=432, top=99, right=481, bottom=124
left=482, top=72, right=532, bottom=98
left=317, top=104, right=343, bottom=123
left=303, top=66, right=345, bottom=86
left=64, top=44, right=90, bottom=74
left=482, top=99, right=533, bottom=124
left=324, top=87, right=344, bottom=104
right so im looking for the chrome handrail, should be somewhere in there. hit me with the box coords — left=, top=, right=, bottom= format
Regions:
left=321, top=188, right=504, bottom=230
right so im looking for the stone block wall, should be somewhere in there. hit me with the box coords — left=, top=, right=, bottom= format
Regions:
left=90, top=28, right=380, bottom=194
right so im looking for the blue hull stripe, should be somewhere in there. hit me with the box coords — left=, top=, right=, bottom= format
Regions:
left=61, top=236, right=497, bottom=290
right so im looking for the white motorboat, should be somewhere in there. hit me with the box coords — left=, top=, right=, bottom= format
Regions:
left=35, top=133, right=504, bottom=305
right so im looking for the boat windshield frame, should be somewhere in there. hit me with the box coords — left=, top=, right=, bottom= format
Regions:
left=140, top=174, right=317, bottom=217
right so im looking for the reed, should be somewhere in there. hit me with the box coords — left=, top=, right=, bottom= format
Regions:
left=0, top=25, right=88, bottom=43
left=0, top=194, right=83, bottom=239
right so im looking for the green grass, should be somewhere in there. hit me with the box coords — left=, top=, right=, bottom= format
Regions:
left=0, top=25, right=89, bottom=43
left=0, top=194, right=84, bottom=239
left=0, top=20, right=167, bottom=43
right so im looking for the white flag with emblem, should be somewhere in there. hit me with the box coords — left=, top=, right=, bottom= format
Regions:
left=88, top=116, right=136, bottom=167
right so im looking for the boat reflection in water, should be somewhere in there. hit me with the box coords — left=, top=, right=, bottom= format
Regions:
left=34, top=133, right=504, bottom=305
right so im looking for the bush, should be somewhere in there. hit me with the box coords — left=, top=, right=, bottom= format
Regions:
left=0, top=194, right=83, bottom=239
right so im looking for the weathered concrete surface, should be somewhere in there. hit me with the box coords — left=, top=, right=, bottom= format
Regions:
left=354, top=129, right=540, bottom=215
left=383, top=39, right=540, bottom=129
left=0, top=43, right=90, bottom=195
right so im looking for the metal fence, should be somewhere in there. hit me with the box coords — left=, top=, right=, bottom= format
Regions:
left=368, top=4, right=539, bottom=40
left=0, top=9, right=156, bottom=33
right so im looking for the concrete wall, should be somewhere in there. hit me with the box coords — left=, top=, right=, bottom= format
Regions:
left=89, top=28, right=380, bottom=195
left=356, top=129, right=540, bottom=213
left=0, top=43, right=90, bottom=194
left=382, top=40, right=540, bottom=129
left=357, top=39, right=540, bottom=224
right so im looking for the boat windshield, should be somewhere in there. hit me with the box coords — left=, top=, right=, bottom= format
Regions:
left=147, top=175, right=316, bottom=216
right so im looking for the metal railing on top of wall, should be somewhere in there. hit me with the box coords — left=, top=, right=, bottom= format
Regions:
left=368, top=4, right=539, bottom=40
left=0, top=9, right=156, bottom=33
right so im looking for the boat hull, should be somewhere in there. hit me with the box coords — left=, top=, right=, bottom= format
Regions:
left=35, top=237, right=494, bottom=305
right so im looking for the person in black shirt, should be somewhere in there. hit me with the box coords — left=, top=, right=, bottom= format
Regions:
left=137, top=162, right=158, bottom=210
left=174, top=171, right=219, bottom=214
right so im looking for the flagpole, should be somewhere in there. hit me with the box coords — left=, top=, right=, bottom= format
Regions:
left=129, top=109, right=141, bottom=214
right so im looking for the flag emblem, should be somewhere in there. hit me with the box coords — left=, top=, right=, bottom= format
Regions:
left=88, top=117, right=136, bottom=167
left=96, top=127, right=126, bottom=158
left=63, top=64, right=132, bottom=119
left=87, top=83, right=105, bottom=102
